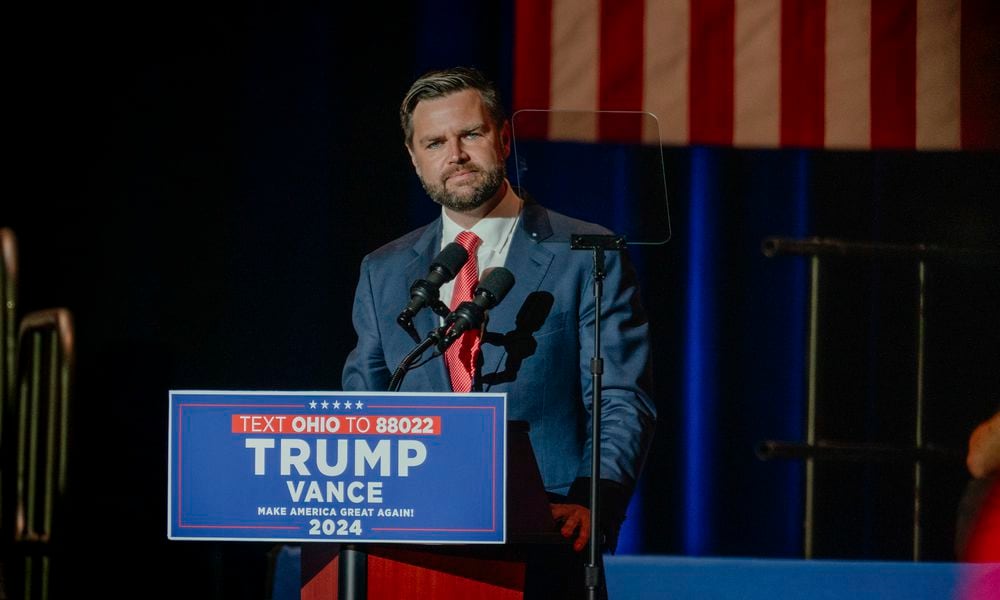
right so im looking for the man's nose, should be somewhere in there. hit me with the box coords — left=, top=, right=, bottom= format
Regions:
left=446, top=138, right=469, bottom=163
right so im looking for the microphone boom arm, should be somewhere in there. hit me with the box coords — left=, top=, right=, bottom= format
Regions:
left=388, top=326, right=447, bottom=392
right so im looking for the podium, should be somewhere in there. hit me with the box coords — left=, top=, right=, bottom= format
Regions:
left=300, top=421, right=567, bottom=599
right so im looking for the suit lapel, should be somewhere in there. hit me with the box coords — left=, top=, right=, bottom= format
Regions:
left=479, top=204, right=556, bottom=386
left=403, top=203, right=558, bottom=391
left=401, top=221, right=451, bottom=391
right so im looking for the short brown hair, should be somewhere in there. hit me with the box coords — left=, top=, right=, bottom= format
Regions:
left=400, top=66, right=506, bottom=147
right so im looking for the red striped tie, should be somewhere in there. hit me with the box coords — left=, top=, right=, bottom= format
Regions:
left=445, top=231, right=482, bottom=393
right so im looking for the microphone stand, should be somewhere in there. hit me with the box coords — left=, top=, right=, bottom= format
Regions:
left=339, top=302, right=451, bottom=600
left=570, top=233, right=626, bottom=600
left=388, top=325, right=447, bottom=392
left=390, top=299, right=452, bottom=392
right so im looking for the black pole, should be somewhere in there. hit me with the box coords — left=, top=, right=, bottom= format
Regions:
left=571, top=233, right=625, bottom=600
left=586, top=246, right=605, bottom=600
left=341, top=326, right=445, bottom=598
left=338, top=544, right=367, bottom=600
left=761, top=235, right=1000, bottom=262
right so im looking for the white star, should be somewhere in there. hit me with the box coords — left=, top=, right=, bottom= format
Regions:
left=355, top=400, right=364, bottom=410
left=344, top=401, right=354, bottom=410
left=321, top=401, right=329, bottom=410
left=332, top=400, right=341, bottom=409
left=309, top=400, right=317, bottom=409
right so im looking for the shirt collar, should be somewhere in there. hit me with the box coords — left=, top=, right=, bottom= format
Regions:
left=440, top=180, right=523, bottom=252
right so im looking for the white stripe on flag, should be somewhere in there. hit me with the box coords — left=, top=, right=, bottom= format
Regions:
left=551, top=0, right=600, bottom=140
left=643, top=0, right=690, bottom=145
left=916, top=0, right=961, bottom=149
left=734, top=0, right=781, bottom=148
left=825, top=0, right=872, bottom=149
left=528, top=0, right=983, bottom=149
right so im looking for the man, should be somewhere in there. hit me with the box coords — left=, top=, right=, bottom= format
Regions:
left=957, top=409, right=1000, bottom=562
left=967, top=410, right=1000, bottom=480
left=342, top=66, right=655, bottom=574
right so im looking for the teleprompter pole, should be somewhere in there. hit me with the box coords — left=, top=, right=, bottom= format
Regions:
left=571, top=233, right=626, bottom=600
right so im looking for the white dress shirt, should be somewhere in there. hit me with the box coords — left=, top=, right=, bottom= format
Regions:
left=439, top=181, right=523, bottom=309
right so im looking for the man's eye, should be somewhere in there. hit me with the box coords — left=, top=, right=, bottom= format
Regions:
left=426, top=141, right=442, bottom=149
left=464, top=132, right=481, bottom=139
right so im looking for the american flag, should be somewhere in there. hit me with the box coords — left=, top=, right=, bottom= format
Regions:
left=513, top=0, right=999, bottom=150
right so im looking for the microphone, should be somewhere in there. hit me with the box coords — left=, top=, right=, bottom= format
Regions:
left=438, top=267, right=516, bottom=352
left=397, top=242, right=469, bottom=329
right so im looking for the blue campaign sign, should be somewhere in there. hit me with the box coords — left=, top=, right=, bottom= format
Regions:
left=168, top=390, right=506, bottom=544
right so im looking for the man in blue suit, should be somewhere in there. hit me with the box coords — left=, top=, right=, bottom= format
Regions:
left=343, top=66, right=656, bottom=563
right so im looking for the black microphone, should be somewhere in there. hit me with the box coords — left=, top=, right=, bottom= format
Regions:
left=438, top=267, right=516, bottom=352
left=397, top=242, right=469, bottom=330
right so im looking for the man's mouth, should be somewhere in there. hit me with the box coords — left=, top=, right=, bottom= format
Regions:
left=446, top=169, right=478, bottom=184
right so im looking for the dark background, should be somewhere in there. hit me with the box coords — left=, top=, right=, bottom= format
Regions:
left=6, top=2, right=999, bottom=598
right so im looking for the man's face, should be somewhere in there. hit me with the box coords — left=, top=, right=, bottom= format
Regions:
left=407, top=89, right=510, bottom=213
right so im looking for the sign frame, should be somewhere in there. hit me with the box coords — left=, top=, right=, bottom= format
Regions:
left=167, top=390, right=507, bottom=544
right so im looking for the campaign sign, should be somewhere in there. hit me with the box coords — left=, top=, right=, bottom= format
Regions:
left=168, top=390, right=506, bottom=543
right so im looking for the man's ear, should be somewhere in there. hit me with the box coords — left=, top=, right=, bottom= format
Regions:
left=406, top=142, right=417, bottom=169
left=500, top=121, right=512, bottom=159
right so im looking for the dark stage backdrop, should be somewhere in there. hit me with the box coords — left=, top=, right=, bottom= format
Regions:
left=5, top=2, right=998, bottom=598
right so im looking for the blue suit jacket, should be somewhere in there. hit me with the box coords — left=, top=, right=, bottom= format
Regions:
left=343, top=200, right=656, bottom=499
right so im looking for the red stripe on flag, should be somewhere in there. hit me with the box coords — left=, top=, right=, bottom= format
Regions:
left=780, top=0, right=826, bottom=147
left=513, top=0, right=553, bottom=139
left=961, top=0, right=1000, bottom=150
left=598, top=0, right=645, bottom=142
left=871, top=0, right=917, bottom=149
left=690, top=0, right=735, bottom=145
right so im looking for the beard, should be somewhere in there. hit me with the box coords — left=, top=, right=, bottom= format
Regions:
left=419, top=161, right=506, bottom=212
